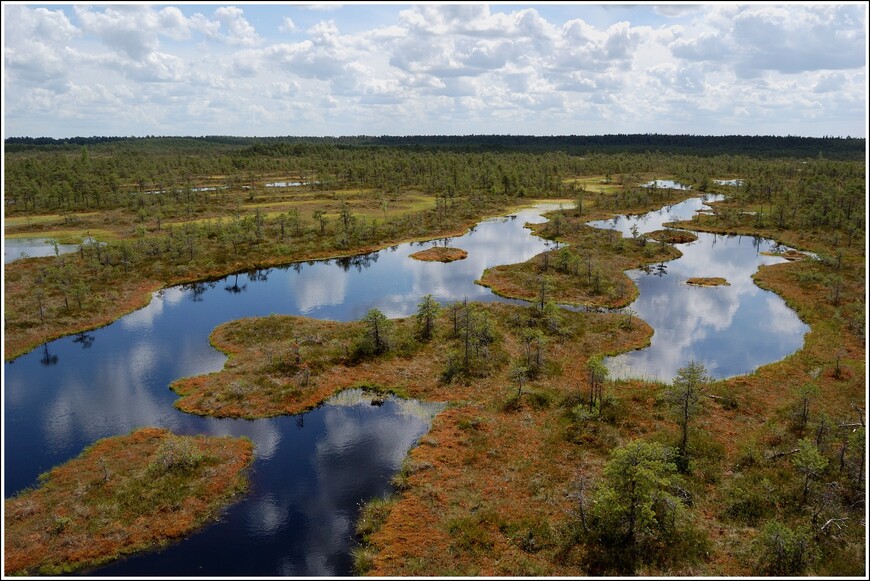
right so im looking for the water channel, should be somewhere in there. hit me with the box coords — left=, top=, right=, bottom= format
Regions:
left=3, top=197, right=808, bottom=575
left=587, top=193, right=809, bottom=380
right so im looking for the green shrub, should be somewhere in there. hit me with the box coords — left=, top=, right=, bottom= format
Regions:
left=571, top=440, right=708, bottom=574
left=148, top=435, right=204, bottom=475
left=722, top=474, right=775, bottom=525
left=752, top=521, right=816, bottom=576
left=352, top=547, right=375, bottom=575
left=525, top=390, right=553, bottom=410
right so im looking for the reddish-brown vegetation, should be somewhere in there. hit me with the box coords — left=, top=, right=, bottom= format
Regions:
left=4, top=428, right=254, bottom=576
left=409, top=247, right=468, bottom=262
left=478, top=222, right=681, bottom=309
left=647, top=229, right=699, bottom=244
left=686, top=277, right=730, bottom=287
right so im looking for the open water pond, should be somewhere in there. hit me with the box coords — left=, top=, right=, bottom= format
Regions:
left=714, top=179, right=744, bottom=187
left=265, top=181, right=308, bottom=187
left=3, top=204, right=558, bottom=575
left=4, top=238, right=80, bottom=263
left=91, top=389, right=443, bottom=576
left=588, top=194, right=809, bottom=381
left=3, top=198, right=809, bottom=574
left=641, top=179, right=692, bottom=190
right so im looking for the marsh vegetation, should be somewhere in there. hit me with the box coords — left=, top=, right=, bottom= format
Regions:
left=3, top=135, right=865, bottom=575
left=3, top=428, right=253, bottom=576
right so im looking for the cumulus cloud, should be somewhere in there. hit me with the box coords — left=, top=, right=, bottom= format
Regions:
left=230, top=49, right=262, bottom=77
left=669, top=4, right=867, bottom=78
left=4, top=5, right=80, bottom=88
left=279, top=17, right=297, bottom=33
left=211, top=6, right=261, bottom=46
left=75, top=5, right=169, bottom=60
left=5, top=5, right=78, bottom=45
left=2, top=3, right=866, bottom=137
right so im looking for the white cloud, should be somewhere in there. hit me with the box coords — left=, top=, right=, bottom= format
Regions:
left=670, top=31, right=730, bottom=62
left=4, top=6, right=80, bottom=88
left=2, top=3, right=866, bottom=138
left=647, top=62, right=707, bottom=94
left=230, top=49, right=262, bottom=77
left=813, top=71, right=847, bottom=94
left=212, top=6, right=261, bottom=46
left=5, top=5, right=78, bottom=45
left=268, top=81, right=302, bottom=98
left=280, top=16, right=297, bottom=33
left=300, top=3, right=344, bottom=12
left=669, top=4, right=867, bottom=78
left=75, top=5, right=163, bottom=60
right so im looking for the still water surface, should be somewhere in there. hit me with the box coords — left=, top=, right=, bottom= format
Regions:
left=4, top=238, right=80, bottom=263
left=3, top=199, right=808, bottom=574
left=587, top=194, right=809, bottom=380
left=3, top=205, right=558, bottom=576
left=93, top=390, right=442, bottom=576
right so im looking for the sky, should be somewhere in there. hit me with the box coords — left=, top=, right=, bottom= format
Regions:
left=2, top=2, right=867, bottom=138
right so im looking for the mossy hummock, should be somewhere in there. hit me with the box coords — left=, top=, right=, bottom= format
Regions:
left=4, top=428, right=254, bottom=576
left=409, top=247, right=468, bottom=262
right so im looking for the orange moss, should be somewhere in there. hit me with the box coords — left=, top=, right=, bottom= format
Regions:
left=4, top=428, right=253, bottom=576
left=166, top=301, right=657, bottom=575
left=409, top=247, right=468, bottom=262
left=647, top=229, right=698, bottom=244
left=478, top=223, right=682, bottom=309
left=686, top=277, right=730, bottom=287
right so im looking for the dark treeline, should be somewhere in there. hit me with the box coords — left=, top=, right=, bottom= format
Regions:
left=6, top=134, right=866, bottom=159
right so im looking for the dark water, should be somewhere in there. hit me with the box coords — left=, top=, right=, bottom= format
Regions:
left=3, top=205, right=558, bottom=576
left=91, top=390, right=442, bottom=577
left=3, top=199, right=809, bottom=574
left=588, top=194, right=809, bottom=381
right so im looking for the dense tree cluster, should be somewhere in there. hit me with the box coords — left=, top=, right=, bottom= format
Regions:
left=7, top=134, right=865, bottom=159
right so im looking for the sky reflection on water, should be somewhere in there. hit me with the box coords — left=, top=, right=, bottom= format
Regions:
left=586, top=194, right=809, bottom=381
left=3, top=199, right=810, bottom=574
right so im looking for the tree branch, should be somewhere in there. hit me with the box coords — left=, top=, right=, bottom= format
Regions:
left=820, top=517, right=848, bottom=532
left=767, top=448, right=800, bottom=460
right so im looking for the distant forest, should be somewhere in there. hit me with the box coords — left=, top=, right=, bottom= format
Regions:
left=5, top=134, right=866, bottom=159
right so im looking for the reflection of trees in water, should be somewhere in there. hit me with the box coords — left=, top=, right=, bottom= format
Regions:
left=248, top=268, right=272, bottom=283
left=40, top=344, right=58, bottom=366
left=224, top=268, right=272, bottom=293
left=73, top=332, right=95, bottom=349
left=640, top=262, right=668, bottom=276
left=184, top=281, right=217, bottom=302
left=751, top=235, right=765, bottom=253
left=335, top=252, right=379, bottom=272
left=225, top=273, right=247, bottom=294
